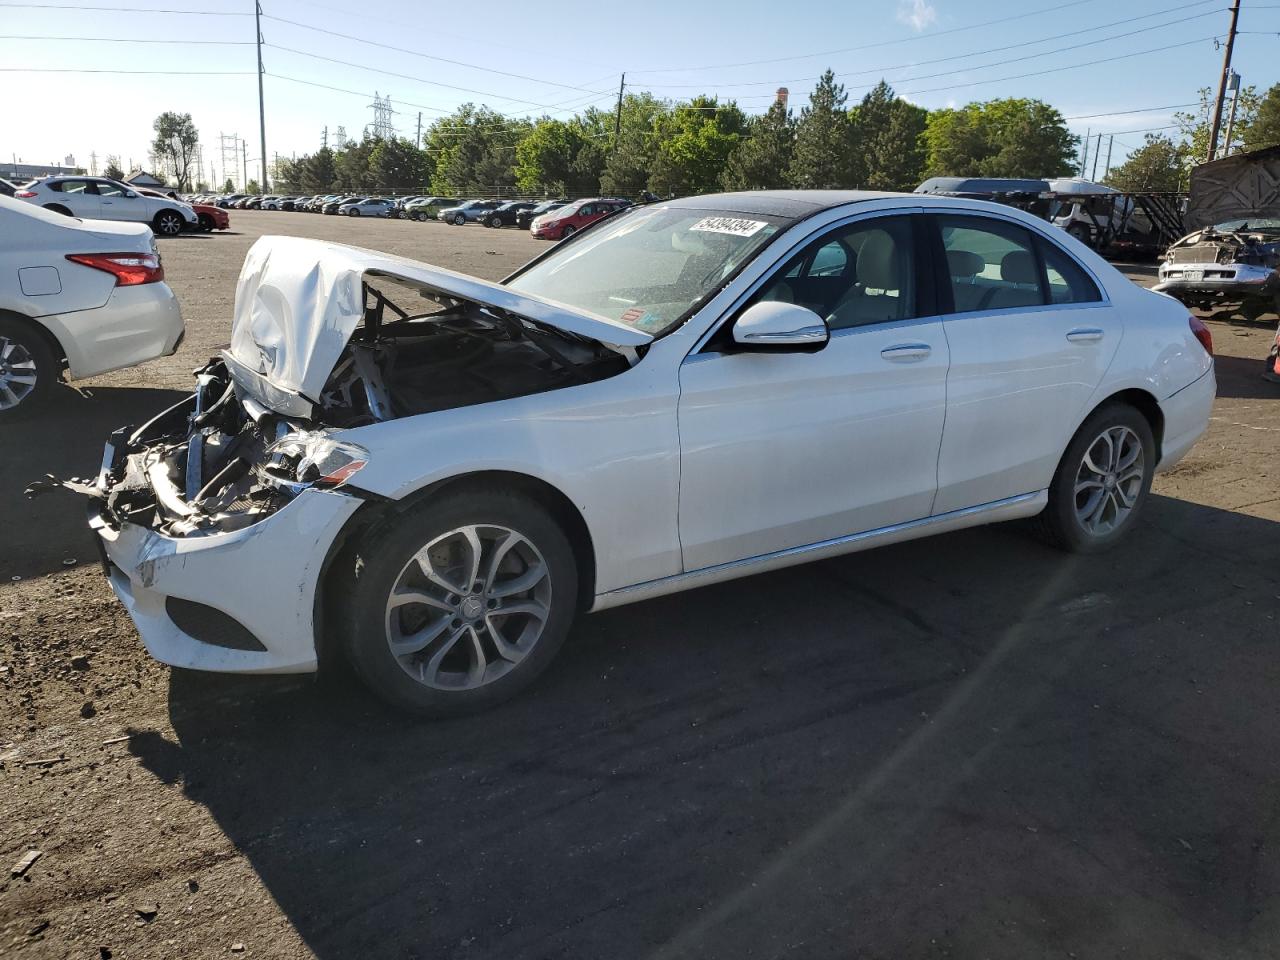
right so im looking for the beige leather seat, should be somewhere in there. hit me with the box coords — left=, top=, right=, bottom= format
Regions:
left=825, top=230, right=904, bottom=329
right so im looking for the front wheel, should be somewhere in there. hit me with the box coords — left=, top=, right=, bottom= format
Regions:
left=1067, top=223, right=1092, bottom=246
left=1035, top=403, right=1155, bottom=553
left=415, top=211, right=427, bottom=222
left=453, top=213, right=466, bottom=225
left=197, top=213, right=214, bottom=232
left=561, top=224, right=576, bottom=238
left=342, top=488, right=579, bottom=716
left=488, top=215, right=503, bottom=228
left=348, top=209, right=360, bottom=216
left=153, top=210, right=184, bottom=237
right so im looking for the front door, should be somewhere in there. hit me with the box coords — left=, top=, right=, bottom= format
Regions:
left=92, top=179, right=144, bottom=221
left=928, top=213, right=1122, bottom=514
left=677, top=214, right=950, bottom=572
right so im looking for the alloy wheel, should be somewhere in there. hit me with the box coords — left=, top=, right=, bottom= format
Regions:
left=384, top=524, right=552, bottom=690
left=1073, top=425, right=1145, bottom=537
left=0, top=336, right=39, bottom=411
left=157, top=211, right=183, bottom=236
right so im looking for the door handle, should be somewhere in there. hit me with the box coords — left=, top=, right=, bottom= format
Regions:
left=880, top=343, right=932, bottom=362
left=1066, top=327, right=1104, bottom=342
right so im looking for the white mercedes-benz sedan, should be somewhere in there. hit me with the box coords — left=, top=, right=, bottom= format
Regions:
left=79, top=191, right=1215, bottom=715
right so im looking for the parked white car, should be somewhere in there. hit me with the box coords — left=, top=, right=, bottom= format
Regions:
left=338, top=198, right=395, bottom=217
left=0, top=197, right=183, bottom=417
left=83, top=191, right=1214, bottom=714
left=14, top=175, right=199, bottom=237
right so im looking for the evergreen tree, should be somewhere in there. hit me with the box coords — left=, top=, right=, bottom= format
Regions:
left=789, top=71, right=852, bottom=189
left=1242, top=83, right=1280, bottom=152
left=1103, top=135, right=1187, bottom=192
left=721, top=99, right=794, bottom=190
left=848, top=81, right=928, bottom=190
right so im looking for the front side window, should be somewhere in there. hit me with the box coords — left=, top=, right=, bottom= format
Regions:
left=507, top=204, right=786, bottom=335
left=755, top=216, right=917, bottom=330
left=96, top=180, right=127, bottom=197
left=938, top=215, right=1042, bottom=313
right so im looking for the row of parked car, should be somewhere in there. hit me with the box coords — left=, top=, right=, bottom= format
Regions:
left=184, top=192, right=634, bottom=240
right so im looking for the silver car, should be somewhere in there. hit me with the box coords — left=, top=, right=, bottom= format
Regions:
left=338, top=198, right=396, bottom=218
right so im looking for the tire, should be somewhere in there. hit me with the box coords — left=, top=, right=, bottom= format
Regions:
left=453, top=213, right=466, bottom=225
left=43, top=204, right=72, bottom=216
left=488, top=215, right=503, bottom=228
left=153, top=209, right=184, bottom=237
left=415, top=211, right=427, bottom=222
left=348, top=209, right=360, bottom=216
left=1033, top=402, right=1155, bottom=553
left=197, top=213, right=214, bottom=232
left=1067, top=223, right=1092, bottom=245
left=342, top=487, right=579, bottom=716
left=561, top=224, right=576, bottom=238
left=0, top=315, right=59, bottom=420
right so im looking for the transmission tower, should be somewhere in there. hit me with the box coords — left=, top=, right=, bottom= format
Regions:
left=219, top=132, right=240, bottom=189
left=334, top=126, right=348, bottom=148
left=368, top=92, right=396, bottom=140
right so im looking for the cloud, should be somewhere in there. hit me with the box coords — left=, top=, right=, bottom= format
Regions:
left=897, top=0, right=938, bottom=31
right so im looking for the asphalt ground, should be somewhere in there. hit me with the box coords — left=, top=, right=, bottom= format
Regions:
left=1, top=210, right=1277, bottom=959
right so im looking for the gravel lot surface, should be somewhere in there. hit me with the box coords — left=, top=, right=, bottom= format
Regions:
left=2, top=211, right=1278, bottom=959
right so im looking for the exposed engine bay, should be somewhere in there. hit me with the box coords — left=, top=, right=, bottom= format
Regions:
left=1155, top=220, right=1280, bottom=320
left=33, top=273, right=634, bottom=537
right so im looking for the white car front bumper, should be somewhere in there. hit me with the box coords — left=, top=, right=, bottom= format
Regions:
left=94, top=478, right=363, bottom=674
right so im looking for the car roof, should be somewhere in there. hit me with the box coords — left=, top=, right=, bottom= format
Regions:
left=663, top=190, right=909, bottom=218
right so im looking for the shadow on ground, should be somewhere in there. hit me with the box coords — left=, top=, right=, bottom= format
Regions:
left=1, top=384, right=184, bottom=580
left=130, top=495, right=1280, bottom=959
left=1214, top=353, right=1280, bottom=400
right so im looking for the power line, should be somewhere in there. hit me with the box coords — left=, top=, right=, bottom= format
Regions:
left=0, top=66, right=254, bottom=74
left=895, top=34, right=1223, bottom=99
left=626, top=0, right=1109, bottom=74
left=261, top=14, right=605, bottom=97
left=1063, top=103, right=1201, bottom=120
left=0, top=2, right=250, bottom=12
left=263, top=42, right=617, bottom=115
left=0, top=33, right=252, bottom=43
left=638, top=0, right=1221, bottom=89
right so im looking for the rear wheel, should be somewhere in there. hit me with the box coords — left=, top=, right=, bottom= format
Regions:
left=453, top=213, right=466, bottom=225
left=415, top=211, right=427, bottom=222
left=488, top=215, right=503, bottom=227
left=561, top=224, right=576, bottom=238
left=153, top=209, right=184, bottom=237
left=1067, top=222, right=1092, bottom=245
left=348, top=208, right=360, bottom=216
left=43, top=204, right=72, bottom=216
left=1034, top=403, right=1155, bottom=552
left=342, top=488, right=578, bottom=716
left=0, top=316, right=58, bottom=420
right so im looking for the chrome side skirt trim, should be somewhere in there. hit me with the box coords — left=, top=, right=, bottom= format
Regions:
left=591, top=491, right=1047, bottom=612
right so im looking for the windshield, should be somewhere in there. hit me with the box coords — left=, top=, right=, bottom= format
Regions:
left=1213, top=218, right=1280, bottom=234
left=507, top=205, right=786, bottom=336
left=532, top=200, right=564, bottom=213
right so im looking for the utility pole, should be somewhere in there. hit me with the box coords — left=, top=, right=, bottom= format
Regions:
left=321, top=125, right=328, bottom=150
left=1103, top=135, right=1114, bottom=179
left=612, top=73, right=626, bottom=148
left=1222, top=69, right=1242, bottom=158
left=241, top=138, right=247, bottom=189
left=255, top=0, right=269, bottom=191
left=1207, top=0, right=1241, bottom=161
left=1091, top=132, right=1103, bottom=180
left=1080, top=128, right=1091, bottom=176
left=416, top=112, right=422, bottom=149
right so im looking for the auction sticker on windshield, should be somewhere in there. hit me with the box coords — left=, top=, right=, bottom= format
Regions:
left=690, top=216, right=768, bottom=237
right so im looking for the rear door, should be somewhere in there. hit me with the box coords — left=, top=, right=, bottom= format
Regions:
left=928, top=212, right=1120, bottom=514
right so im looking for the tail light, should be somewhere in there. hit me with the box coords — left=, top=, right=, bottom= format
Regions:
left=15, top=190, right=37, bottom=198
left=65, top=252, right=164, bottom=286
left=1188, top=315, right=1213, bottom=355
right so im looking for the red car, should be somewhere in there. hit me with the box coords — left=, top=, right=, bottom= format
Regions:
left=530, top=197, right=630, bottom=240
left=138, top=188, right=229, bottom=232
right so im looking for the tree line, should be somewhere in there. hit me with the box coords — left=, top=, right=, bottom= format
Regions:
left=267, top=72, right=1083, bottom=198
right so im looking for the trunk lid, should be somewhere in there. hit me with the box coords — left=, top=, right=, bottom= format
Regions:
left=226, top=236, right=651, bottom=411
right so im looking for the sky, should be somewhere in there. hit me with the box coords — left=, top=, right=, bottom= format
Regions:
left=2, top=0, right=1278, bottom=186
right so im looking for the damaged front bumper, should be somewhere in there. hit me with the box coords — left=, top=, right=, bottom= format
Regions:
left=73, top=362, right=368, bottom=674
left=1153, top=262, right=1280, bottom=301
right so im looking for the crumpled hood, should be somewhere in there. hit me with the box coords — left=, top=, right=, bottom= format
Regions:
left=227, top=235, right=651, bottom=403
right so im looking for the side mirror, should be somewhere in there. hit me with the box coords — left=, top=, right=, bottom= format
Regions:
left=124, top=191, right=137, bottom=198
left=732, top=301, right=829, bottom=351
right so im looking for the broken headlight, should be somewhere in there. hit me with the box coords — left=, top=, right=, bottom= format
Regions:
left=262, top=432, right=369, bottom=491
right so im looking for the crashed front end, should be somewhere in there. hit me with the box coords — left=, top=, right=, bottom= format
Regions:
left=1154, top=228, right=1280, bottom=319
left=52, top=235, right=647, bottom=675
left=86, top=361, right=368, bottom=673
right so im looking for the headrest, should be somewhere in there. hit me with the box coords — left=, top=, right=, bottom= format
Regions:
left=946, top=249, right=984, bottom=278
left=1000, top=250, right=1038, bottom=285
left=857, top=230, right=897, bottom=290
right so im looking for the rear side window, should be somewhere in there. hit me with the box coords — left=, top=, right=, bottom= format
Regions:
left=1038, top=236, right=1102, bottom=304
left=938, top=215, right=1042, bottom=313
